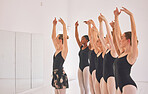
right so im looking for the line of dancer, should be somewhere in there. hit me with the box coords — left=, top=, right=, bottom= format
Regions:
left=51, top=7, right=138, bottom=94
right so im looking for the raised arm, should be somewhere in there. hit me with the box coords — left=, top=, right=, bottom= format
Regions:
left=100, top=14, right=116, bottom=54
left=75, top=21, right=82, bottom=47
left=98, top=16, right=107, bottom=52
left=88, top=19, right=100, bottom=50
left=58, top=18, right=68, bottom=59
left=52, top=18, right=58, bottom=50
left=121, top=7, right=138, bottom=60
left=114, top=7, right=123, bottom=55
left=91, top=26, right=100, bottom=52
left=84, top=21, right=91, bottom=40
left=110, top=21, right=120, bottom=55
left=84, top=20, right=91, bottom=49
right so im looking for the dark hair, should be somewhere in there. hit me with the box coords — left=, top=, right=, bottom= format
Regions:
left=58, top=34, right=69, bottom=44
left=83, top=35, right=89, bottom=42
left=124, top=32, right=132, bottom=45
left=124, top=31, right=138, bottom=45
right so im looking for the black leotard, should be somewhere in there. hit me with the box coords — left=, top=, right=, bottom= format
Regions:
left=96, top=53, right=103, bottom=83
left=79, top=46, right=90, bottom=72
left=52, top=51, right=69, bottom=89
left=53, top=51, right=64, bottom=70
left=114, top=55, right=137, bottom=93
left=103, top=51, right=116, bottom=83
left=89, top=50, right=97, bottom=75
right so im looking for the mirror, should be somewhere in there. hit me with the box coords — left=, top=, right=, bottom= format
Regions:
left=0, top=31, right=44, bottom=94
left=0, top=30, right=15, bottom=94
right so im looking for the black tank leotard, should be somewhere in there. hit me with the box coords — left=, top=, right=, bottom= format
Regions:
left=53, top=51, right=64, bottom=70
left=96, top=53, right=103, bottom=83
left=103, top=51, right=116, bottom=83
left=114, top=55, right=137, bottom=93
left=89, top=50, right=97, bottom=75
left=52, top=51, right=69, bottom=89
left=79, top=46, right=90, bottom=72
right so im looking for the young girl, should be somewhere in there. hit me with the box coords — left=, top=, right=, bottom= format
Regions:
left=51, top=18, right=69, bottom=94
left=114, top=7, right=138, bottom=94
left=75, top=21, right=90, bottom=94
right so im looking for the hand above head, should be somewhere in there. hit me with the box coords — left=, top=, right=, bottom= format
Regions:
left=120, top=7, right=133, bottom=16
left=114, top=7, right=121, bottom=17
left=88, top=19, right=95, bottom=26
left=75, top=21, right=79, bottom=27
left=98, top=15, right=103, bottom=23
left=99, top=13, right=107, bottom=22
left=110, top=21, right=115, bottom=29
left=53, top=17, right=57, bottom=25
left=84, top=20, right=91, bottom=25
left=58, top=18, right=66, bottom=25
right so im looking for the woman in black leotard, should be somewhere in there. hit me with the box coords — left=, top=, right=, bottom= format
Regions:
left=51, top=18, right=69, bottom=94
left=75, top=21, right=90, bottom=94
left=89, top=19, right=109, bottom=94
left=92, top=30, right=104, bottom=94
left=97, top=14, right=118, bottom=94
left=84, top=19, right=98, bottom=94
left=113, top=7, right=138, bottom=94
